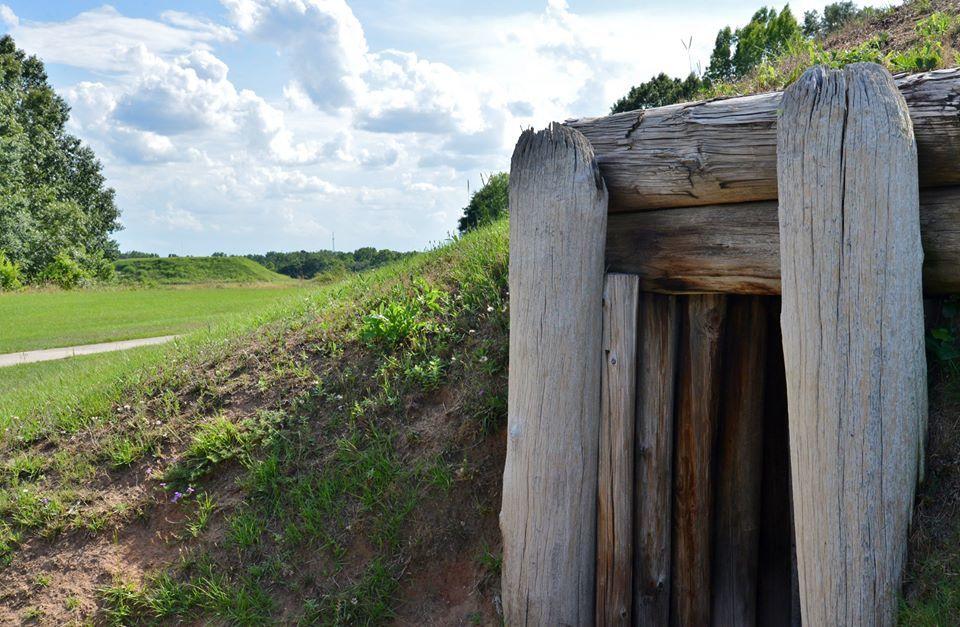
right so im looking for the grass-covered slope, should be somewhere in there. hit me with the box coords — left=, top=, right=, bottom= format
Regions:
left=115, top=256, right=291, bottom=285
left=0, top=220, right=509, bottom=624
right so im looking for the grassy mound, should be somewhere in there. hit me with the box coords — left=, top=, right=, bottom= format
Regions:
left=115, top=256, right=291, bottom=285
left=0, top=220, right=508, bottom=624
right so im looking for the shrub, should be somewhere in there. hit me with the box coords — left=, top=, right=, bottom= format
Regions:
left=0, top=253, right=21, bottom=291
left=458, top=172, right=509, bottom=234
left=39, top=252, right=89, bottom=289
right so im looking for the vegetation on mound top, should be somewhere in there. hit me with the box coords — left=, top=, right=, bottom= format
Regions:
left=0, top=220, right=509, bottom=624
left=245, top=247, right=415, bottom=281
left=612, top=0, right=960, bottom=113
left=114, top=256, right=291, bottom=286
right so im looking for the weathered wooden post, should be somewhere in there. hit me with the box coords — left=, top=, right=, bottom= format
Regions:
left=711, top=296, right=768, bottom=626
left=778, top=63, right=927, bottom=625
left=500, top=123, right=608, bottom=624
left=671, top=294, right=726, bottom=625
left=596, top=273, right=639, bottom=626
left=633, top=293, right=680, bottom=625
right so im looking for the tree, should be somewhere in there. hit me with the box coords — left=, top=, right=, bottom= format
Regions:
left=706, top=27, right=736, bottom=82
left=730, top=6, right=801, bottom=77
left=610, top=73, right=705, bottom=113
left=0, top=35, right=121, bottom=286
left=821, top=1, right=859, bottom=34
left=458, top=172, right=509, bottom=233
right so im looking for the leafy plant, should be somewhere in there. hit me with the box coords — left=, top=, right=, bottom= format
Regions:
left=360, top=299, right=424, bottom=348
left=0, top=252, right=21, bottom=290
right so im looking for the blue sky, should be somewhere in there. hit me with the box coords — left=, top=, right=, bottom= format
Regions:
left=0, top=0, right=896, bottom=254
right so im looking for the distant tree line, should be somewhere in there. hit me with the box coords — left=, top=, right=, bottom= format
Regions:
left=0, top=36, right=121, bottom=289
left=611, top=2, right=873, bottom=113
left=246, top=247, right=415, bottom=279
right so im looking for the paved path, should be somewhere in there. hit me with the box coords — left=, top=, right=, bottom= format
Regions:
left=0, top=335, right=179, bottom=368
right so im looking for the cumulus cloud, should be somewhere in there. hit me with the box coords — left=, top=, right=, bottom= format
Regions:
left=1, top=5, right=235, bottom=72
left=222, top=0, right=369, bottom=110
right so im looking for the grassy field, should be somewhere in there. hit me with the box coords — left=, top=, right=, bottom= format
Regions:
left=0, top=284, right=308, bottom=354
left=115, top=256, right=290, bottom=285
left=0, top=222, right=509, bottom=624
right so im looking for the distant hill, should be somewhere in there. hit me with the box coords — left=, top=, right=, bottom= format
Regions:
left=114, top=256, right=292, bottom=285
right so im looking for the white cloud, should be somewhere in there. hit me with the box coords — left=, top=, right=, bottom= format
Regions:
left=222, top=0, right=369, bottom=110
left=148, top=206, right=207, bottom=232
left=2, top=5, right=235, bottom=72
left=0, top=4, right=18, bottom=28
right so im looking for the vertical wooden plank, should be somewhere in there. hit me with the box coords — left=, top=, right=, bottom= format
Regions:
left=500, top=123, right=608, bottom=625
left=633, top=292, right=680, bottom=626
left=671, top=294, right=727, bottom=627
left=756, top=298, right=797, bottom=627
left=596, top=273, right=639, bottom=626
left=711, top=296, right=767, bottom=626
left=778, top=63, right=927, bottom=625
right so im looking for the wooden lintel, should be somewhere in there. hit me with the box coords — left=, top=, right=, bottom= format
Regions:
left=605, top=186, right=960, bottom=295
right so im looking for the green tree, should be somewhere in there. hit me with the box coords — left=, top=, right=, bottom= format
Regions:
left=706, top=27, right=736, bottom=82
left=458, top=172, right=509, bottom=233
left=0, top=35, right=121, bottom=286
left=731, top=6, right=802, bottom=77
left=610, top=73, right=705, bottom=113
left=821, top=1, right=859, bottom=34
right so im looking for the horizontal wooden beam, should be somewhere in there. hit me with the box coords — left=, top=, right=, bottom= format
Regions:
left=568, top=68, right=960, bottom=212
left=606, top=186, right=960, bottom=294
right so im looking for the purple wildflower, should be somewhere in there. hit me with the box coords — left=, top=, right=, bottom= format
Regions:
left=171, top=491, right=183, bottom=503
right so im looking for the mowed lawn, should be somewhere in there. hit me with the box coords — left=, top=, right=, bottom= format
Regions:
left=0, top=284, right=309, bottom=354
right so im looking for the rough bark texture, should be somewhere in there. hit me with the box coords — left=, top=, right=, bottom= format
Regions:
left=568, top=68, right=960, bottom=211
left=605, top=186, right=960, bottom=295
left=670, top=294, right=726, bottom=627
left=596, top=274, right=639, bottom=626
left=711, top=296, right=767, bottom=627
left=500, top=123, right=608, bottom=626
left=777, top=63, right=927, bottom=626
left=633, top=293, right=680, bottom=626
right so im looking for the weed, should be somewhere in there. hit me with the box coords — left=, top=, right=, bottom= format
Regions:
left=186, top=492, right=215, bottom=538
left=228, top=510, right=263, bottom=548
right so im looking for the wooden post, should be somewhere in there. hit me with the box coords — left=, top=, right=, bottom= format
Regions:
left=671, top=294, right=726, bottom=626
left=596, top=273, right=639, bottom=626
left=711, top=296, right=767, bottom=626
left=633, top=293, right=680, bottom=626
left=500, top=123, right=608, bottom=625
left=778, top=63, right=927, bottom=625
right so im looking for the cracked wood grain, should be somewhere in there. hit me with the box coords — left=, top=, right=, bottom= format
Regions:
left=604, top=185, right=960, bottom=295
left=500, top=123, right=608, bottom=626
left=777, top=63, right=927, bottom=626
left=596, top=273, right=639, bottom=626
left=568, top=68, right=960, bottom=212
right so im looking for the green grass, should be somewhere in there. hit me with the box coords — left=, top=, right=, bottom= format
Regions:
left=114, top=256, right=290, bottom=285
left=0, top=284, right=308, bottom=353
left=0, top=220, right=510, bottom=622
left=0, top=346, right=169, bottom=438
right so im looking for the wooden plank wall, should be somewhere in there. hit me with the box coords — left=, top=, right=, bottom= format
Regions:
left=596, top=291, right=799, bottom=626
